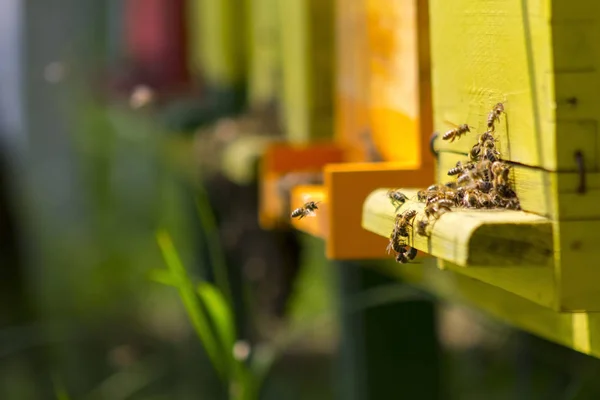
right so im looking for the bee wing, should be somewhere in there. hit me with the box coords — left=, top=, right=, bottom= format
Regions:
left=305, top=209, right=317, bottom=217
left=442, top=119, right=460, bottom=129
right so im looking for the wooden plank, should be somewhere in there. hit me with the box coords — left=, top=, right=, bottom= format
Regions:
left=279, top=0, right=334, bottom=142
left=437, top=151, right=600, bottom=220
left=557, top=220, right=600, bottom=312
left=365, top=0, right=433, bottom=166
left=377, top=260, right=599, bottom=358
left=429, top=0, right=556, bottom=170
left=362, top=188, right=554, bottom=268
left=188, top=0, right=246, bottom=87
left=247, top=0, right=281, bottom=108
left=335, top=0, right=370, bottom=162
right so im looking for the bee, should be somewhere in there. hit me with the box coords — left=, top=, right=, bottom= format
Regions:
left=469, top=131, right=496, bottom=161
left=395, top=251, right=410, bottom=264
left=442, top=123, right=471, bottom=143
left=469, top=143, right=482, bottom=161
left=505, top=199, right=521, bottom=210
left=291, top=200, right=320, bottom=219
left=487, top=103, right=505, bottom=131
left=387, top=189, right=409, bottom=209
left=491, top=161, right=511, bottom=180
left=435, top=199, right=455, bottom=209
left=417, top=190, right=428, bottom=202
left=386, top=235, right=407, bottom=255
left=406, top=247, right=418, bottom=261
left=424, top=202, right=451, bottom=219
left=395, top=209, right=418, bottom=236
left=477, top=193, right=493, bottom=208
left=416, top=219, right=429, bottom=237
left=483, top=147, right=500, bottom=162
left=473, top=180, right=493, bottom=193
left=427, top=184, right=441, bottom=192
left=444, top=181, right=458, bottom=189
left=495, top=184, right=517, bottom=199
left=462, top=189, right=479, bottom=208
left=448, top=161, right=475, bottom=176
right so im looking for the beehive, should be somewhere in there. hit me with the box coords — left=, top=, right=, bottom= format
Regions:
left=282, top=0, right=434, bottom=259
left=362, top=0, right=600, bottom=312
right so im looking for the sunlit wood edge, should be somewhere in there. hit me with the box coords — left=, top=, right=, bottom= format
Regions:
left=362, top=188, right=554, bottom=267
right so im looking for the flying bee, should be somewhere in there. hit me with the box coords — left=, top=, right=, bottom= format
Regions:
left=448, top=161, right=475, bottom=176
left=416, top=219, right=430, bottom=237
left=487, top=103, right=505, bottom=131
left=291, top=200, right=320, bottom=219
left=442, top=122, right=471, bottom=143
left=406, top=247, right=418, bottom=261
left=387, top=189, right=409, bottom=209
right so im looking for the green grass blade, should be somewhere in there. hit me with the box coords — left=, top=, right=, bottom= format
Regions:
left=197, top=282, right=236, bottom=355
left=195, top=186, right=233, bottom=307
left=146, top=269, right=177, bottom=287
left=155, top=230, right=227, bottom=379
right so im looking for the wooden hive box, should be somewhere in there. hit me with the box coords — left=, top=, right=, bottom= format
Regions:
left=362, top=0, right=600, bottom=312
left=281, top=0, right=434, bottom=260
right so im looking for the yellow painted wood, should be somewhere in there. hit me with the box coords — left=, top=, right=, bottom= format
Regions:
left=378, top=260, right=598, bottom=358
left=429, top=0, right=600, bottom=172
left=437, top=151, right=600, bottom=220
left=362, top=188, right=553, bottom=267
left=278, top=0, right=334, bottom=142
left=247, top=0, right=281, bottom=107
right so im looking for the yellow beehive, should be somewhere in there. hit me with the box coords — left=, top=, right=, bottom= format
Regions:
left=188, top=0, right=247, bottom=88
left=247, top=0, right=281, bottom=108
left=278, top=0, right=335, bottom=142
left=363, top=0, right=600, bottom=313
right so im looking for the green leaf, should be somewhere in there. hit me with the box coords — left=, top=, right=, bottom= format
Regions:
left=197, top=282, right=236, bottom=356
left=155, top=230, right=227, bottom=379
left=146, top=269, right=177, bottom=287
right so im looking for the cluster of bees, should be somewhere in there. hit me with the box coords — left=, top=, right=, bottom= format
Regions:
left=386, top=103, right=522, bottom=264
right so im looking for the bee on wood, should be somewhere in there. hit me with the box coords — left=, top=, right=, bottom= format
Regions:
left=462, top=189, right=479, bottom=208
left=291, top=200, right=320, bottom=219
left=473, top=180, right=493, bottom=193
left=505, top=198, right=521, bottom=210
left=417, top=190, right=428, bottom=202
left=395, top=209, right=418, bottom=237
left=442, top=123, right=471, bottom=143
left=448, top=161, right=475, bottom=176
left=469, top=131, right=496, bottom=161
left=406, top=247, right=418, bottom=261
left=386, top=234, right=407, bottom=255
left=387, top=189, right=409, bottom=209
left=487, top=103, right=505, bottom=131
left=416, top=219, right=430, bottom=237
left=427, top=184, right=441, bottom=192
left=477, top=193, right=493, bottom=208
left=395, top=251, right=410, bottom=264
left=483, top=147, right=500, bottom=162
left=424, top=202, right=451, bottom=219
